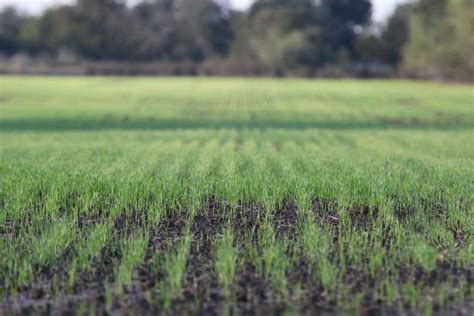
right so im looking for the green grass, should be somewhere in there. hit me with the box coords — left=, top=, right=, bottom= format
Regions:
left=0, top=76, right=473, bottom=313
left=115, top=231, right=148, bottom=287
left=215, top=229, right=239, bottom=298
left=159, top=229, right=191, bottom=309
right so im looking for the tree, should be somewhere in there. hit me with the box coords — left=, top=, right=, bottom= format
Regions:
left=19, top=6, right=77, bottom=55
left=170, top=0, right=233, bottom=61
left=355, top=3, right=413, bottom=66
left=234, top=3, right=306, bottom=70
left=242, top=0, right=372, bottom=68
left=129, top=0, right=177, bottom=60
left=130, top=0, right=234, bottom=61
left=0, top=7, right=30, bottom=55
left=72, top=0, right=136, bottom=60
left=403, top=0, right=474, bottom=80
left=381, top=4, right=412, bottom=65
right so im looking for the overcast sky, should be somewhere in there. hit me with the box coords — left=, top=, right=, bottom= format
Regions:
left=0, top=0, right=411, bottom=22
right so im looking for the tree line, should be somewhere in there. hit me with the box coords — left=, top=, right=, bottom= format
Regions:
left=0, top=0, right=472, bottom=79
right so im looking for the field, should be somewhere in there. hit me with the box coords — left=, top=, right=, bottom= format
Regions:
left=0, top=76, right=473, bottom=314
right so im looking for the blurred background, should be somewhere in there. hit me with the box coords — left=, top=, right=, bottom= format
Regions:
left=0, top=0, right=472, bottom=81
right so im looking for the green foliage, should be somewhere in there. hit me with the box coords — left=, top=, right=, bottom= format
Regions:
left=0, top=0, right=234, bottom=61
left=356, top=3, right=414, bottom=66
left=160, top=230, right=191, bottom=309
left=115, top=232, right=148, bottom=286
left=412, top=238, right=438, bottom=271
left=301, top=220, right=336, bottom=291
left=0, top=7, right=32, bottom=54
left=0, top=0, right=371, bottom=70
left=403, top=0, right=474, bottom=80
left=77, top=224, right=112, bottom=270
left=242, top=0, right=372, bottom=68
left=33, top=220, right=76, bottom=266
left=1, top=219, right=76, bottom=292
left=214, top=229, right=239, bottom=298
left=1, top=0, right=473, bottom=80
left=68, top=223, right=112, bottom=288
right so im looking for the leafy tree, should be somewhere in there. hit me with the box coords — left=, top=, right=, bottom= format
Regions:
left=72, top=0, right=135, bottom=60
left=237, top=3, right=305, bottom=70
left=244, top=0, right=372, bottom=68
left=20, top=6, right=77, bottom=55
left=125, top=0, right=234, bottom=61
left=381, top=4, right=412, bottom=65
left=170, top=0, right=234, bottom=61
left=403, top=0, right=474, bottom=79
left=0, top=7, right=31, bottom=54
left=129, top=0, right=177, bottom=60
left=355, top=3, right=413, bottom=66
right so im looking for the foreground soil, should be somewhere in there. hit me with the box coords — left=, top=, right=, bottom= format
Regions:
left=1, top=200, right=472, bottom=315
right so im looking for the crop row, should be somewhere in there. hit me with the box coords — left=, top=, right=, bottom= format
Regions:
left=1, top=131, right=472, bottom=313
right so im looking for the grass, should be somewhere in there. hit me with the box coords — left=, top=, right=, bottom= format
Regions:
left=68, top=222, right=112, bottom=288
left=215, top=229, right=239, bottom=298
left=0, top=76, right=473, bottom=314
left=115, top=231, right=148, bottom=287
left=159, top=229, right=191, bottom=309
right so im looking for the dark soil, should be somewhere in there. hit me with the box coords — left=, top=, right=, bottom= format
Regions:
left=1, top=199, right=471, bottom=315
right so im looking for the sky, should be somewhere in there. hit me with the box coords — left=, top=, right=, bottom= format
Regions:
left=0, top=0, right=411, bottom=22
